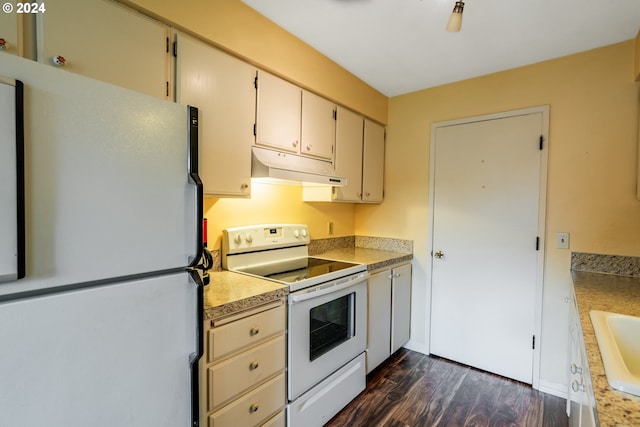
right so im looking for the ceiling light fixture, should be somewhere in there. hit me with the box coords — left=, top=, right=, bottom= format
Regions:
left=446, top=1, right=464, bottom=32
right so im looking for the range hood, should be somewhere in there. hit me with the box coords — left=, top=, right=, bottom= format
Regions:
left=251, top=146, right=346, bottom=186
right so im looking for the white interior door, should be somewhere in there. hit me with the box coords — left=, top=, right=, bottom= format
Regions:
left=429, top=110, right=547, bottom=384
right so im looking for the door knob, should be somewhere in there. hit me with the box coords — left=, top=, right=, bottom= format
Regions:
left=434, top=250, right=444, bottom=259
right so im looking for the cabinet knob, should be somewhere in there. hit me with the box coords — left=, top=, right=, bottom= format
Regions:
left=306, top=144, right=312, bottom=151
left=52, top=55, right=66, bottom=67
left=434, top=250, right=445, bottom=259
left=571, top=380, right=585, bottom=392
left=292, top=140, right=299, bottom=148
left=249, top=361, right=260, bottom=371
left=240, top=183, right=249, bottom=190
left=249, top=404, right=259, bottom=414
left=570, top=363, right=582, bottom=375
left=365, top=192, right=371, bottom=197
left=249, top=327, right=260, bottom=336
left=0, top=39, right=7, bottom=50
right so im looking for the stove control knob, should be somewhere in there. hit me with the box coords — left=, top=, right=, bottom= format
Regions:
left=234, top=233, right=242, bottom=244
left=301, top=228, right=308, bottom=238
left=293, top=229, right=300, bottom=238
left=245, top=234, right=253, bottom=243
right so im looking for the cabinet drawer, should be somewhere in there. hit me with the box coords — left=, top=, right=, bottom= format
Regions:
left=208, top=334, right=285, bottom=411
left=261, top=410, right=285, bottom=427
left=208, top=304, right=285, bottom=362
left=208, top=373, right=285, bottom=427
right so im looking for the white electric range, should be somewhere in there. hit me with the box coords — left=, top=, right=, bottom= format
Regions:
left=222, top=224, right=368, bottom=427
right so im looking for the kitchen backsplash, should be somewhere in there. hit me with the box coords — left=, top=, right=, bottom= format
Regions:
left=571, top=252, right=640, bottom=277
left=209, top=235, right=414, bottom=271
left=309, top=235, right=413, bottom=255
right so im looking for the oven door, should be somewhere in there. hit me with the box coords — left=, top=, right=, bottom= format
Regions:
left=287, top=273, right=368, bottom=401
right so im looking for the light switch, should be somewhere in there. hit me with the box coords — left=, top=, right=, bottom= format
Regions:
left=556, top=232, right=570, bottom=249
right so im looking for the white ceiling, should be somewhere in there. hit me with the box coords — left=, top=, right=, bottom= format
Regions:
left=241, top=0, right=640, bottom=97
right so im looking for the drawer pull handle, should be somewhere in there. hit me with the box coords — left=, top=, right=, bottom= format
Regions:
left=249, top=361, right=260, bottom=371
left=249, top=403, right=259, bottom=413
left=571, top=380, right=585, bottom=392
left=249, top=327, right=260, bottom=336
left=570, top=363, right=582, bottom=375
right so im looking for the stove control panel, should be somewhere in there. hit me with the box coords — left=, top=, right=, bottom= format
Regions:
left=222, top=224, right=310, bottom=255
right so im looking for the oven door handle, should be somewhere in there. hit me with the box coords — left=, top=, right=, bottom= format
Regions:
left=289, top=273, right=369, bottom=304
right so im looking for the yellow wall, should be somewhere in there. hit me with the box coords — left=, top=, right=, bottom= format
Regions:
left=635, top=30, right=640, bottom=81
left=123, top=0, right=639, bottom=391
left=118, top=0, right=388, bottom=248
left=356, top=40, right=640, bottom=391
left=120, top=0, right=388, bottom=124
left=203, top=183, right=355, bottom=250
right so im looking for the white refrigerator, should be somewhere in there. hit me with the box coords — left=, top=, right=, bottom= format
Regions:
left=0, top=54, right=204, bottom=426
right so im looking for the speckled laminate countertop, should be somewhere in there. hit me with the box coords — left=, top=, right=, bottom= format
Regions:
left=314, top=247, right=413, bottom=272
left=203, top=271, right=288, bottom=321
left=572, top=270, right=640, bottom=427
left=203, top=248, right=412, bottom=321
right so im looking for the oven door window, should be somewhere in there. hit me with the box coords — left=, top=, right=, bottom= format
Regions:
left=309, top=292, right=355, bottom=361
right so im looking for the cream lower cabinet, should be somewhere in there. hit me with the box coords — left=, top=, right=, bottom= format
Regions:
left=567, top=290, right=597, bottom=427
left=201, top=300, right=286, bottom=427
left=175, top=31, right=255, bottom=197
left=366, top=263, right=411, bottom=373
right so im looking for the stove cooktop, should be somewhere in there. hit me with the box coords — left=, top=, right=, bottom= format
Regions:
left=237, top=256, right=367, bottom=292
left=260, top=257, right=360, bottom=284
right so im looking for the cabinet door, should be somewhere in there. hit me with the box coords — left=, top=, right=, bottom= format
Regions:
left=362, top=119, right=385, bottom=203
left=0, top=14, right=22, bottom=56
left=366, top=270, right=391, bottom=374
left=175, top=32, right=254, bottom=197
left=301, top=90, right=335, bottom=160
left=255, top=71, right=301, bottom=153
left=333, top=107, right=364, bottom=202
left=567, top=296, right=582, bottom=426
left=391, top=263, right=411, bottom=353
left=37, top=0, right=169, bottom=99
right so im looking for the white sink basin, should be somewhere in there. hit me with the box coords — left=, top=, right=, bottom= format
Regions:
left=590, top=310, right=640, bottom=397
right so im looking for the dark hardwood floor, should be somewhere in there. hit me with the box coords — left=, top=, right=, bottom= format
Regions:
left=325, top=349, right=568, bottom=427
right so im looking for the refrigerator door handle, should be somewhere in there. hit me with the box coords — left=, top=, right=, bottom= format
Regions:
left=0, top=76, right=25, bottom=282
left=187, top=268, right=204, bottom=427
left=187, top=106, right=204, bottom=268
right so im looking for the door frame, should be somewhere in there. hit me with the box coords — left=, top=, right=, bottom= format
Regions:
left=426, top=105, right=549, bottom=389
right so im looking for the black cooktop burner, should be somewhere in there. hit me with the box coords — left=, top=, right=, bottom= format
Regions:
left=259, top=257, right=359, bottom=284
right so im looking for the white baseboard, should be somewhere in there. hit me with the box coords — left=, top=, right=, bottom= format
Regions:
left=537, top=379, right=568, bottom=399
left=402, top=339, right=427, bottom=355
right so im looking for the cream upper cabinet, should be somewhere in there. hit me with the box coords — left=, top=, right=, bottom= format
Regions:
left=302, top=110, right=385, bottom=203
left=333, top=107, right=364, bottom=202
left=301, top=90, right=336, bottom=160
left=0, top=14, right=22, bottom=57
left=175, top=32, right=255, bottom=198
left=256, top=71, right=336, bottom=161
left=255, top=70, right=301, bottom=153
left=362, top=118, right=385, bottom=203
left=36, top=0, right=169, bottom=99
